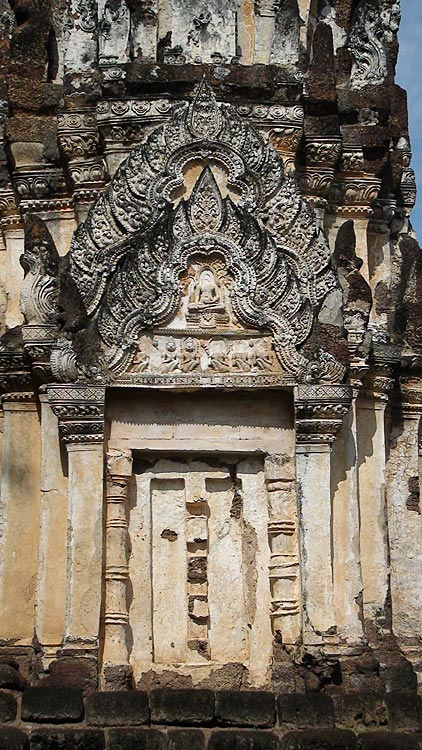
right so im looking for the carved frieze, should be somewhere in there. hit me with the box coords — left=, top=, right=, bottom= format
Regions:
left=12, top=167, right=69, bottom=211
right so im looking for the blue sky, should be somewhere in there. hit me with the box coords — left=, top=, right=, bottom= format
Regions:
left=396, top=0, right=422, bottom=241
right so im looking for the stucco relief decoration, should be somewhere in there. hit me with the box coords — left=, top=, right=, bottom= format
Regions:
left=348, top=0, right=400, bottom=89
left=67, top=79, right=344, bottom=384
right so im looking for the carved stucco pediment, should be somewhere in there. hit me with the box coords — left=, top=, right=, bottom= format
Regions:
left=62, top=79, right=346, bottom=385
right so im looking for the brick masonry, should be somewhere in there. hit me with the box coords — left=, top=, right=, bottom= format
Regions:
left=0, top=688, right=421, bottom=748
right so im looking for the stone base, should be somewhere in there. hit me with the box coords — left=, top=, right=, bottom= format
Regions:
left=0, top=680, right=422, bottom=749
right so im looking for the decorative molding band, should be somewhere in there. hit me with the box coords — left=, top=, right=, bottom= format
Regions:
left=47, top=383, right=106, bottom=445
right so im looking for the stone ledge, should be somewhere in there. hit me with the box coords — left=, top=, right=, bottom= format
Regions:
left=85, top=690, right=149, bottom=727
left=216, top=691, right=276, bottom=728
left=278, top=693, right=335, bottom=728
left=21, top=687, right=84, bottom=724
left=150, top=689, right=215, bottom=727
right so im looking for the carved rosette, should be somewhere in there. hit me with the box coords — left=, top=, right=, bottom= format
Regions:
left=239, top=103, right=304, bottom=175
left=47, top=384, right=106, bottom=445
left=12, top=167, right=70, bottom=213
left=294, top=384, right=352, bottom=444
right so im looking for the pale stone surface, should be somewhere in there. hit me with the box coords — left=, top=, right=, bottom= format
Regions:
left=65, top=444, right=104, bottom=647
left=128, top=455, right=275, bottom=686
left=0, top=401, right=40, bottom=642
left=35, top=397, right=68, bottom=655
left=4, top=226, right=24, bottom=328
left=108, top=390, right=294, bottom=455
left=297, top=444, right=336, bottom=643
left=111, top=390, right=294, bottom=686
left=388, top=408, right=422, bottom=640
left=0, top=0, right=419, bottom=696
left=357, top=397, right=390, bottom=627
left=331, top=402, right=365, bottom=644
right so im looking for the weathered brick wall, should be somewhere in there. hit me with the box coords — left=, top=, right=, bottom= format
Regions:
left=1, top=683, right=422, bottom=749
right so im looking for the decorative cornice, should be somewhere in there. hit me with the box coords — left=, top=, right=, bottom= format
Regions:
left=294, top=384, right=352, bottom=445
left=398, top=377, right=422, bottom=417
left=0, top=349, right=33, bottom=397
left=47, top=384, right=106, bottom=445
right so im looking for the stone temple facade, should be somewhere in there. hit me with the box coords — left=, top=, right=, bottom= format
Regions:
left=1, top=0, right=422, bottom=746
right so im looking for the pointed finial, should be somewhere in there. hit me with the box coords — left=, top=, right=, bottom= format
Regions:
left=187, top=77, right=223, bottom=140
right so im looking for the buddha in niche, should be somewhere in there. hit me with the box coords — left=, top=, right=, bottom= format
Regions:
left=189, top=267, right=226, bottom=312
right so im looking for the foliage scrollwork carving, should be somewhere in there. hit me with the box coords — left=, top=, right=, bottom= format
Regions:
left=69, top=79, right=344, bottom=383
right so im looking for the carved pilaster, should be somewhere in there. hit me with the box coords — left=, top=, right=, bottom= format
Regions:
left=329, top=147, right=382, bottom=218
left=22, top=324, right=58, bottom=384
left=295, top=384, right=352, bottom=445
left=265, top=454, right=300, bottom=644
left=47, top=384, right=106, bottom=445
left=298, top=136, right=342, bottom=214
left=47, top=384, right=105, bottom=651
left=0, top=349, right=33, bottom=399
left=103, top=449, right=133, bottom=673
left=295, top=384, right=352, bottom=644
left=58, top=109, right=106, bottom=211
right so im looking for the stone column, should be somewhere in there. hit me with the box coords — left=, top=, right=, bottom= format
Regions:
left=265, top=453, right=301, bottom=645
left=357, top=370, right=394, bottom=633
left=295, top=384, right=352, bottom=645
left=35, top=393, right=68, bottom=663
left=387, top=378, right=422, bottom=643
left=0, top=391, right=40, bottom=642
left=102, top=448, right=133, bottom=679
left=48, top=385, right=106, bottom=655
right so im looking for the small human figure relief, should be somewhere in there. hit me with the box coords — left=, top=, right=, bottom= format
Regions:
left=207, top=339, right=231, bottom=372
left=248, top=340, right=276, bottom=371
left=160, top=340, right=179, bottom=373
left=126, top=333, right=283, bottom=381
left=179, top=338, right=201, bottom=372
left=132, top=346, right=150, bottom=372
left=230, top=346, right=252, bottom=372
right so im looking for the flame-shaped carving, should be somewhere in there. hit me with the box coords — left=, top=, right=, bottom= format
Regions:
left=187, top=77, right=223, bottom=140
left=189, top=168, right=224, bottom=234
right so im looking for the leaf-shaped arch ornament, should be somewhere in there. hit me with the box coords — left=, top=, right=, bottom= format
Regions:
left=69, top=79, right=345, bottom=384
